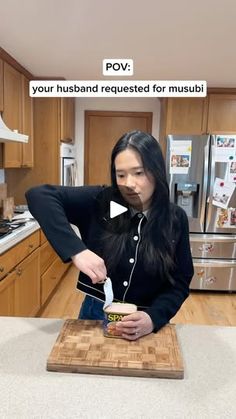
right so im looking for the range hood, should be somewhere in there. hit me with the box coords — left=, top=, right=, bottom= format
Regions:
left=0, top=114, right=28, bottom=143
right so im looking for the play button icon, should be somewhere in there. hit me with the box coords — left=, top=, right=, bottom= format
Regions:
left=110, top=201, right=128, bottom=219
left=94, top=185, right=143, bottom=234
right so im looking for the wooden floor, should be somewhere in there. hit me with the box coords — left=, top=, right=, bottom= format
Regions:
left=40, top=266, right=236, bottom=326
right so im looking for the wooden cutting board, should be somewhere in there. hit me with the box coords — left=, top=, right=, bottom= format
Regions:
left=47, top=320, right=184, bottom=379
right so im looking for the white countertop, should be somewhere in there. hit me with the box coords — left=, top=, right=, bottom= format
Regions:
left=0, top=317, right=235, bottom=419
left=0, top=220, right=40, bottom=254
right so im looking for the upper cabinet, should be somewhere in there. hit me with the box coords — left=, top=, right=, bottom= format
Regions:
left=2, top=62, right=33, bottom=168
left=207, top=94, right=236, bottom=133
left=60, top=97, right=75, bottom=143
left=3, top=62, right=23, bottom=168
left=161, top=93, right=236, bottom=139
left=0, top=59, right=3, bottom=112
left=163, top=97, right=208, bottom=135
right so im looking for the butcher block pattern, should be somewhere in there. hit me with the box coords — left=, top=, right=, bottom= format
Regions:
left=47, top=320, right=184, bottom=379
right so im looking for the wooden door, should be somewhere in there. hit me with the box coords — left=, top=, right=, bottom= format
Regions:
left=85, top=111, right=153, bottom=185
left=3, top=62, right=22, bottom=167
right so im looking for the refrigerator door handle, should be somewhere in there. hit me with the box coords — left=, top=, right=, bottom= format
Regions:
left=205, top=138, right=216, bottom=231
left=200, top=137, right=211, bottom=230
left=194, top=259, right=236, bottom=268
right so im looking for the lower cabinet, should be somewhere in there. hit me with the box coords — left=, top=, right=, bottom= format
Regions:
left=0, top=272, right=15, bottom=315
left=0, top=248, right=40, bottom=316
left=14, top=249, right=40, bottom=316
left=41, top=257, right=69, bottom=305
left=0, top=229, right=71, bottom=317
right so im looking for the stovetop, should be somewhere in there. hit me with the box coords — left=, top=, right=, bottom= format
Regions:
left=0, top=220, right=27, bottom=239
left=0, top=215, right=39, bottom=255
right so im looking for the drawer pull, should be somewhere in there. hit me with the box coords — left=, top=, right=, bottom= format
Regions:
left=16, top=268, right=22, bottom=276
left=0, top=266, right=4, bottom=273
left=28, top=244, right=34, bottom=249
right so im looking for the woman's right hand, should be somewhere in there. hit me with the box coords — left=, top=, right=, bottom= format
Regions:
left=72, top=249, right=107, bottom=284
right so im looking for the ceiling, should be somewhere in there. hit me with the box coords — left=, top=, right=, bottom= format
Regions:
left=1, top=0, right=236, bottom=87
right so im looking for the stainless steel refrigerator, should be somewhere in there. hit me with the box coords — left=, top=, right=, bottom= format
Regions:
left=166, top=135, right=236, bottom=291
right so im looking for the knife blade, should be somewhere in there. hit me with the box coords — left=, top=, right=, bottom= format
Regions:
left=103, top=277, right=114, bottom=309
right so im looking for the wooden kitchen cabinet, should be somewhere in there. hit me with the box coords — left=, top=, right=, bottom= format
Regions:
left=41, top=256, right=69, bottom=305
left=40, top=240, right=57, bottom=275
left=0, top=229, right=70, bottom=316
left=14, top=248, right=40, bottom=316
left=163, top=97, right=208, bottom=135
left=39, top=228, right=70, bottom=306
left=61, top=97, right=75, bottom=143
left=0, top=244, right=40, bottom=317
left=0, top=271, right=15, bottom=315
left=3, top=62, right=22, bottom=167
left=2, top=64, right=33, bottom=168
left=0, top=230, right=40, bottom=281
left=207, top=94, right=236, bottom=133
left=0, top=59, right=3, bottom=112
left=0, top=231, right=40, bottom=316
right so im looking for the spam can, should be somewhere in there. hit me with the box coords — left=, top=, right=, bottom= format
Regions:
left=103, top=302, right=137, bottom=338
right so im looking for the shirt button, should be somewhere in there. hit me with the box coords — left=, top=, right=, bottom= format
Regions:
left=137, top=213, right=143, bottom=218
left=123, top=281, right=128, bottom=286
left=129, top=258, right=135, bottom=263
left=133, top=235, right=139, bottom=241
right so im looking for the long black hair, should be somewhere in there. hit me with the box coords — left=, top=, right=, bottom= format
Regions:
left=100, top=130, right=177, bottom=284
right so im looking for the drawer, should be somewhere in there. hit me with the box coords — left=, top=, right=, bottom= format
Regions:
left=190, top=235, right=236, bottom=259
left=40, top=241, right=57, bottom=275
left=0, top=231, right=40, bottom=280
left=191, top=258, right=236, bottom=291
left=41, top=257, right=69, bottom=305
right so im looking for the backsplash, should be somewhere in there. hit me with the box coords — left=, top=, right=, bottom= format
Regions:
left=0, top=169, right=5, bottom=183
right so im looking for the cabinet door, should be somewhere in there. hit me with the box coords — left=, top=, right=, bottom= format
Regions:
left=14, top=248, right=40, bottom=316
left=0, top=59, right=3, bottom=112
left=165, top=98, right=208, bottom=134
left=207, top=94, right=236, bottom=133
left=22, top=75, right=34, bottom=167
left=41, top=256, right=69, bottom=305
left=40, top=240, right=57, bottom=275
left=61, top=98, right=75, bottom=143
left=0, top=272, right=15, bottom=316
left=3, top=62, right=22, bottom=167
left=33, top=97, right=60, bottom=184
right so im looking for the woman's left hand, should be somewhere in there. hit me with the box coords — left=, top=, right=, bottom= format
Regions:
left=115, top=311, right=154, bottom=340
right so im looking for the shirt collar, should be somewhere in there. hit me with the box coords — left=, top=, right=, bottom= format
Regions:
left=130, top=207, right=150, bottom=219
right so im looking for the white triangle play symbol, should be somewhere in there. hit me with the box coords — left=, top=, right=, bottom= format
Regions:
left=110, top=200, right=128, bottom=219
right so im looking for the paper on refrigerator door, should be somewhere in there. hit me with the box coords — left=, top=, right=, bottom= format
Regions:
left=169, top=140, right=192, bottom=174
left=103, top=277, right=114, bottom=309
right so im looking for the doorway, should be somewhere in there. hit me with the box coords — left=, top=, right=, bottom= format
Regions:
left=84, top=110, right=152, bottom=185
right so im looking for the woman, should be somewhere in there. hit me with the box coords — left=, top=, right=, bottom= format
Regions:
left=26, top=130, right=193, bottom=340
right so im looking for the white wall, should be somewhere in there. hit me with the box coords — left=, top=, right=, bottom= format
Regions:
left=75, top=97, right=161, bottom=185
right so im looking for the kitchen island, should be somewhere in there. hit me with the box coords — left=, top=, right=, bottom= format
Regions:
left=0, top=317, right=235, bottom=419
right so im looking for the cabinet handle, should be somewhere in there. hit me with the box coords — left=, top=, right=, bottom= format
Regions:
left=0, top=266, right=4, bottom=273
left=16, top=268, right=22, bottom=276
left=28, top=244, right=34, bottom=249
left=61, top=138, right=73, bottom=144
